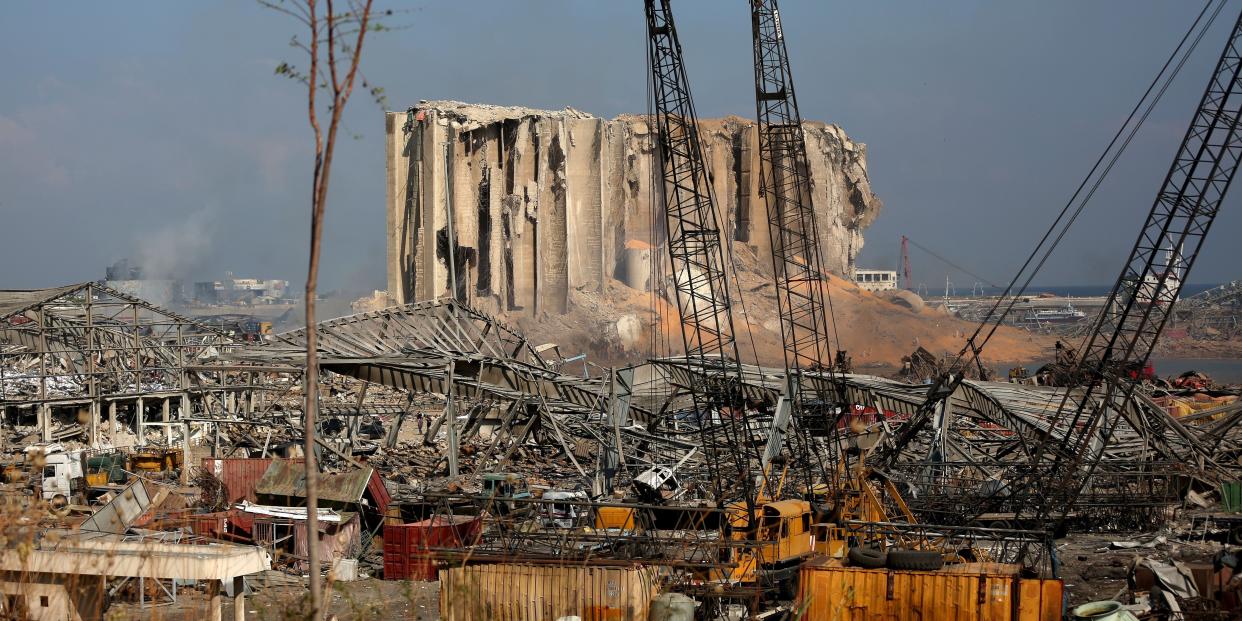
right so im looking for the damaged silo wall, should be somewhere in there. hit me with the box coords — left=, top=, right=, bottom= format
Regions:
left=385, top=100, right=882, bottom=316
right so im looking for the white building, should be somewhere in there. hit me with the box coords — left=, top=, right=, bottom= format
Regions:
left=854, top=269, right=898, bottom=292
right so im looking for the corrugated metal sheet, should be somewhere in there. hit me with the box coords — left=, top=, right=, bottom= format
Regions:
left=79, top=480, right=151, bottom=534
left=255, top=459, right=373, bottom=506
left=439, top=563, right=658, bottom=621
left=384, top=515, right=482, bottom=581
left=799, top=561, right=1063, bottom=621
left=203, top=457, right=280, bottom=504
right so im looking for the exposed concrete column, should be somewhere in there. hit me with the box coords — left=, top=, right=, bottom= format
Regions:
left=422, top=112, right=446, bottom=301
left=135, top=398, right=145, bottom=447
left=233, top=576, right=245, bottom=621
left=385, top=111, right=408, bottom=303
left=89, top=400, right=100, bottom=447
left=208, top=579, right=222, bottom=621
left=510, top=118, right=537, bottom=311
left=108, top=401, right=117, bottom=446
left=162, top=398, right=172, bottom=445
left=181, top=421, right=191, bottom=485
left=566, top=117, right=604, bottom=293
left=445, top=361, right=458, bottom=477
left=40, top=404, right=51, bottom=443
left=226, top=391, right=236, bottom=415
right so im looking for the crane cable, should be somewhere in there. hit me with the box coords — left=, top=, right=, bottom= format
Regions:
left=953, top=0, right=1227, bottom=370
left=904, top=236, right=1000, bottom=290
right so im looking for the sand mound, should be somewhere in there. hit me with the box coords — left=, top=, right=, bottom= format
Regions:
left=506, top=242, right=1053, bottom=372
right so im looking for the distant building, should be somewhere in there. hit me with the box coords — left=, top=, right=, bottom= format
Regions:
left=103, top=259, right=183, bottom=306
left=192, top=272, right=291, bottom=305
left=854, top=269, right=898, bottom=292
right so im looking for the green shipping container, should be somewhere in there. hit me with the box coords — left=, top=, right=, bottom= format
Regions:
left=1222, top=481, right=1242, bottom=512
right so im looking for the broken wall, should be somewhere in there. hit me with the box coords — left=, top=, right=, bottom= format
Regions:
left=385, top=100, right=882, bottom=316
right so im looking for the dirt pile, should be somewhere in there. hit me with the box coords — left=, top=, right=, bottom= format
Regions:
left=508, top=240, right=1053, bottom=371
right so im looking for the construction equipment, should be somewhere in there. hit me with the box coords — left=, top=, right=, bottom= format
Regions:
left=749, top=0, right=916, bottom=545
left=873, top=5, right=1242, bottom=545
left=646, top=0, right=812, bottom=597
left=644, top=0, right=756, bottom=508
left=1016, top=5, right=1242, bottom=538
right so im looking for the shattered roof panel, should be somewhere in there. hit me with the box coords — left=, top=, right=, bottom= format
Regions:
left=255, top=460, right=375, bottom=506
left=0, top=284, right=87, bottom=319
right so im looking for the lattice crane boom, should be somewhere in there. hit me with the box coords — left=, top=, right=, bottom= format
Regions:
left=1027, top=8, right=1242, bottom=525
left=645, top=0, right=758, bottom=507
left=750, top=0, right=835, bottom=374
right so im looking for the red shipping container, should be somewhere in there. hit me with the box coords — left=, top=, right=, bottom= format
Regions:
left=383, top=515, right=482, bottom=581
left=201, top=457, right=279, bottom=505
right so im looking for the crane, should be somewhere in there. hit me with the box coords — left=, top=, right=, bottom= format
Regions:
left=1018, top=5, right=1242, bottom=534
left=645, top=1, right=824, bottom=600
left=749, top=0, right=918, bottom=539
left=644, top=0, right=759, bottom=509
left=875, top=6, right=1242, bottom=544
left=748, top=0, right=844, bottom=452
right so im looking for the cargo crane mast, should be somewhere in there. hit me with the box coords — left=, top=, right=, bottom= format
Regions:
left=750, top=1, right=919, bottom=529
left=1020, top=8, right=1242, bottom=532
left=644, top=0, right=762, bottom=508
left=749, top=0, right=844, bottom=486
left=877, top=8, right=1242, bottom=511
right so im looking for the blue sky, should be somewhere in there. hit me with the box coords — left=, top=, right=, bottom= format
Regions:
left=1, top=1, right=1237, bottom=293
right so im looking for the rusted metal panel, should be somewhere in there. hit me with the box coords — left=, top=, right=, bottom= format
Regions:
left=799, top=561, right=1064, bottom=621
left=439, top=563, right=658, bottom=621
left=203, top=457, right=279, bottom=504
left=255, top=459, right=373, bottom=506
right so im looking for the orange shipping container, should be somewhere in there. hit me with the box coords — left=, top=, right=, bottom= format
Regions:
left=439, top=563, right=658, bottom=621
left=799, top=559, right=1063, bottom=621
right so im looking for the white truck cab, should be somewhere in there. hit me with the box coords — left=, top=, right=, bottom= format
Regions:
left=25, top=443, right=84, bottom=503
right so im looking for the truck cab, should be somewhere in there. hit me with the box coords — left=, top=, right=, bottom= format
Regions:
left=26, top=443, right=84, bottom=505
left=722, top=499, right=815, bottom=593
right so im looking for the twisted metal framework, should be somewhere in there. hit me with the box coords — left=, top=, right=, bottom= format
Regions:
left=645, top=0, right=758, bottom=506
left=750, top=0, right=834, bottom=376
left=1026, top=8, right=1242, bottom=529
left=749, top=0, right=845, bottom=493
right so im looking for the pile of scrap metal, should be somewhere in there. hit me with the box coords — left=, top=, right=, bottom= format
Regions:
left=870, top=370, right=1242, bottom=531
left=0, top=477, right=269, bottom=620
left=1171, top=280, right=1242, bottom=341
left=191, top=457, right=390, bottom=577
left=0, top=283, right=260, bottom=450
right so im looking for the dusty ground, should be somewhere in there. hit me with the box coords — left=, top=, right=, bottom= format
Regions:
left=1056, top=530, right=1224, bottom=609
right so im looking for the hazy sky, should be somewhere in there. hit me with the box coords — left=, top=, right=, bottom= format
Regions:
left=1, top=1, right=1238, bottom=294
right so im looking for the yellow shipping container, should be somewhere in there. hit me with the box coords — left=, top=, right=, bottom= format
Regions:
left=439, top=563, right=658, bottom=621
left=799, top=559, right=1063, bottom=620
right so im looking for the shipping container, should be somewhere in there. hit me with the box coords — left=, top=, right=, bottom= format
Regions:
left=799, top=559, right=1063, bottom=621
left=383, top=515, right=482, bottom=581
left=201, top=457, right=282, bottom=504
left=439, top=563, right=658, bottom=621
